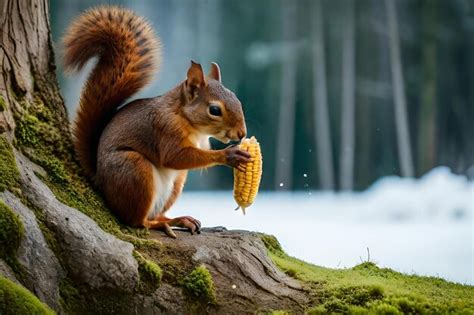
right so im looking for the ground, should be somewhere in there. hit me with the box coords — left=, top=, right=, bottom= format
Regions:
left=261, top=234, right=474, bottom=314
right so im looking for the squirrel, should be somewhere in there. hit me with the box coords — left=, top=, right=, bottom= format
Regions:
left=63, top=6, right=251, bottom=238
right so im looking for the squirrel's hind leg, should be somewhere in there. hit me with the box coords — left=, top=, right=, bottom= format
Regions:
left=98, top=150, right=155, bottom=227
left=150, top=171, right=202, bottom=236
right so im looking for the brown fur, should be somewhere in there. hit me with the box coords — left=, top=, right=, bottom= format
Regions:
left=63, top=5, right=161, bottom=177
left=64, top=6, right=250, bottom=232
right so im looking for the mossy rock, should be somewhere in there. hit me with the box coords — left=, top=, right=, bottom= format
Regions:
left=0, top=276, right=54, bottom=315
left=59, top=278, right=132, bottom=315
left=133, top=251, right=162, bottom=290
left=0, top=136, right=20, bottom=192
left=259, top=233, right=283, bottom=254
left=0, top=200, right=27, bottom=281
left=0, top=200, right=24, bottom=259
left=12, top=98, right=148, bottom=241
left=0, top=95, right=6, bottom=111
left=182, top=264, right=217, bottom=304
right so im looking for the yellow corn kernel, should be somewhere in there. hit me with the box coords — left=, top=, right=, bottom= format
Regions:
left=233, top=136, right=262, bottom=214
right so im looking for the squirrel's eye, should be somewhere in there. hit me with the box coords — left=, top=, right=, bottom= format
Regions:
left=209, top=104, right=222, bottom=117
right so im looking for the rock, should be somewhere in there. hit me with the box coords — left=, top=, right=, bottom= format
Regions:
left=14, top=152, right=139, bottom=292
left=137, top=283, right=187, bottom=314
left=5, top=152, right=309, bottom=313
left=1, top=191, right=64, bottom=313
left=150, top=227, right=309, bottom=314
left=0, top=259, right=19, bottom=284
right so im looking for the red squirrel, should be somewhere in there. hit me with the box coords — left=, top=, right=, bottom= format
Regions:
left=63, top=6, right=251, bottom=238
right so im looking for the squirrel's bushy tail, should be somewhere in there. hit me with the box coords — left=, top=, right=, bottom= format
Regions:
left=63, top=5, right=161, bottom=177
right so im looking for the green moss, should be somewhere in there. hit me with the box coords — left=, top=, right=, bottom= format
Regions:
left=59, top=278, right=131, bottom=314
left=0, top=95, right=5, bottom=111
left=0, top=276, right=54, bottom=315
left=0, top=200, right=27, bottom=282
left=15, top=114, right=41, bottom=147
left=259, top=233, right=284, bottom=254
left=260, top=234, right=474, bottom=314
left=58, top=278, right=80, bottom=312
left=0, top=200, right=24, bottom=259
left=133, top=251, right=162, bottom=290
left=0, top=136, right=20, bottom=192
left=34, top=155, right=70, bottom=184
left=12, top=96, right=150, bottom=241
left=182, top=265, right=217, bottom=304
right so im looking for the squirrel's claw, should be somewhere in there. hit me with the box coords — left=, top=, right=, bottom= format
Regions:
left=163, top=223, right=177, bottom=238
left=236, top=164, right=246, bottom=172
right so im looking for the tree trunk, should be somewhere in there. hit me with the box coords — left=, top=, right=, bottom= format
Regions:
left=275, top=0, right=297, bottom=190
left=385, top=0, right=415, bottom=177
left=417, top=0, right=438, bottom=176
left=0, top=1, right=308, bottom=313
left=0, top=0, right=68, bottom=137
left=312, top=0, right=335, bottom=190
left=339, top=0, right=356, bottom=191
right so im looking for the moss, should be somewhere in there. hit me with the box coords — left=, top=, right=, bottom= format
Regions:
left=58, top=278, right=80, bottom=312
left=12, top=96, right=149, bottom=241
left=133, top=251, right=162, bottom=290
left=0, top=200, right=24, bottom=257
left=0, top=95, right=5, bottom=111
left=0, top=276, right=54, bottom=315
left=367, top=302, right=402, bottom=314
left=59, top=278, right=131, bottom=315
left=182, top=265, right=217, bottom=304
left=15, top=114, right=41, bottom=147
left=0, top=200, right=26, bottom=280
left=259, top=233, right=284, bottom=254
left=34, top=155, right=70, bottom=184
left=262, top=235, right=474, bottom=314
left=0, top=136, right=20, bottom=192
left=335, top=285, right=384, bottom=306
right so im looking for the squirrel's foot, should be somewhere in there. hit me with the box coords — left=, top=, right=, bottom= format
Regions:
left=167, top=216, right=202, bottom=235
left=147, top=215, right=201, bottom=238
left=143, top=220, right=178, bottom=238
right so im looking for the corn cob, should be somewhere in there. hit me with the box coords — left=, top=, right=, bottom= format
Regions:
left=233, top=136, right=262, bottom=214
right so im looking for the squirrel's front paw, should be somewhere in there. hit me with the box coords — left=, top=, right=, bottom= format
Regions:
left=225, top=146, right=252, bottom=171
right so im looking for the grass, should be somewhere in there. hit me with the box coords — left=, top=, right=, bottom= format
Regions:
left=261, top=234, right=474, bottom=314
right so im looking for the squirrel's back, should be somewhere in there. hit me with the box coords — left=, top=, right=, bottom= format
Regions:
left=63, top=5, right=161, bottom=177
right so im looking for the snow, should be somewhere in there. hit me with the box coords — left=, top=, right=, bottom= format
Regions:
left=172, top=167, right=474, bottom=285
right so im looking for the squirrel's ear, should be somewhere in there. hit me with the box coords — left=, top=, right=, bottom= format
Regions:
left=186, top=61, right=206, bottom=98
left=208, top=62, right=221, bottom=82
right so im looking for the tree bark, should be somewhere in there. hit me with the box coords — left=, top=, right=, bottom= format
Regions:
left=339, top=0, right=356, bottom=191
left=0, top=0, right=68, bottom=137
left=385, top=0, right=415, bottom=177
left=312, top=0, right=335, bottom=190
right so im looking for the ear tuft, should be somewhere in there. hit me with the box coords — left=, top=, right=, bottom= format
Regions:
left=208, top=62, right=221, bottom=82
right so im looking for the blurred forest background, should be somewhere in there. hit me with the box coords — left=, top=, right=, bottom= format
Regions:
left=50, top=0, right=474, bottom=191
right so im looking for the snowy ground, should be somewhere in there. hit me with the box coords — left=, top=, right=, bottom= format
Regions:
left=172, top=167, right=474, bottom=285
